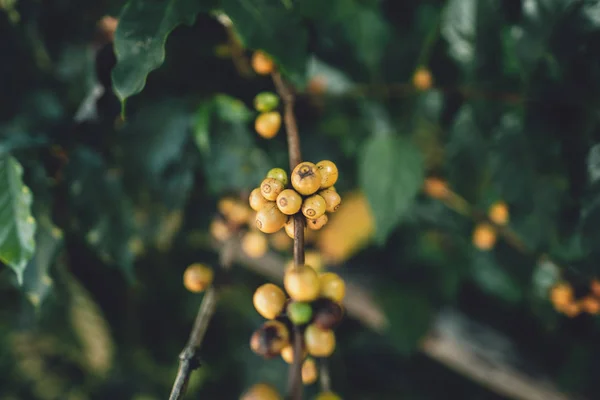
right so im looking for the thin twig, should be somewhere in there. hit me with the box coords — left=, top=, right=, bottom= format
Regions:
left=272, top=69, right=304, bottom=400
left=169, top=239, right=236, bottom=400
left=272, top=71, right=302, bottom=171
left=319, top=358, right=332, bottom=393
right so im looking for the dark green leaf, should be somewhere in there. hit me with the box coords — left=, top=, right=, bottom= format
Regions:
left=221, top=0, right=308, bottom=85
left=471, top=251, right=523, bottom=304
left=359, top=135, right=424, bottom=244
left=378, top=286, right=434, bottom=354
left=112, top=0, right=214, bottom=103
left=0, top=155, right=36, bottom=284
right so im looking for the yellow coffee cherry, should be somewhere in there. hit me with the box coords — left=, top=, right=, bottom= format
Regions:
left=472, top=222, right=497, bottom=251
left=291, top=162, right=322, bottom=195
left=255, top=112, right=281, bottom=139
left=305, top=250, right=323, bottom=271
left=319, top=273, right=345, bottom=303
left=253, top=283, right=287, bottom=319
left=255, top=203, right=287, bottom=233
left=413, top=67, right=433, bottom=91
left=226, top=200, right=253, bottom=226
left=302, top=194, right=327, bottom=219
left=277, top=189, right=303, bottom=215
left=301, top=358, right=318, bottom=385
left=218, top=197, right=236, bottom=216
left=270, top=230, right=292, bottom=251
left=319, top=188, right=341, bottom=213
left=307, top=214, right=328, bottom=230
left=210, top=218, right=232, bottom=242
left=242, top=231, right=269, bottom=259
left=261, top=177, right=284, bottom=201
left=316, top=160, right=338, bottom=189
left=252, top=50, right=275, bottom=75
left=249, top=188, right=269, bottom=211
left=183, top=263, right=214, bottom=293
left=314, top=392, right=342, bottom=400
left=267, top=168, right=288, bottom=186
left=284, top=216, right=307, bottom=239
left=423, top=177, right=449, bottom=199
left=284, top=264, right=320, bottom=301
left=488, top=201, right=509, bottom=226
left=304, top=324, right=335, bottom=357
left=240, top=383, right=282, bottom=400
left=281, top=344, right=307, bottom=364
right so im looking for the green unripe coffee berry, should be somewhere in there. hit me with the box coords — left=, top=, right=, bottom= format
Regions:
left=267, top=168, right=288, bottom=186
left=254, top=92, right=280, bottom=112
left=287, top=301, right=313, bottom=325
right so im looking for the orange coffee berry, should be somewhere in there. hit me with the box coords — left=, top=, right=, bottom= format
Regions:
left=210, top=218, right=232, bottom=242
left=281, top=344, right=307, bottom=364
left=253, top=283, right=287, bottom=319
left=316, top=160, right=338, bottom=189
left=319, top=272, right=346, bottom=303
left=423, top=177, right=449, bottom=199
left=307, top=214, right=328, bottom=230
left=472, top=223, right=497, bottom=251
left=301, top=357, right=318, bottom=385
left=291, top=162, right=322, bottom=195
left=319, top=188, right=341, bottom=213
left=255, top=203, right=287, bottom=233
left=183, top=263, right=214, bottom=293
left=488, top=201, right=509, bottom=226
left=252, top=50, right=275, bottom=75
left=550, top=283, right=573, bottom=310
left=580, top=296, right=600, bottom=314
left=242, top=231, right=269, bottom=259
left=249, top=188, right=269, bottom=211
left=255, top=111, right=282, bottom=139
left=302, top=194, right=327, bottom=219
left=261, top=177, right=285, bottom=201
left=304, top=324, right=335, bottom=357
left=413, top=67, right=433, bottom=90
left=277, top=189, right=303, bottom=215
left=284, top=264, right=320, bottom=302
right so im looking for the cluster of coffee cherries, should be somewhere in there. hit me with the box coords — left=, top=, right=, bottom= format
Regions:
left=210, top=196, right=293, bottom=259
left=249, top=50, right=283, bottom=140
left=423, top=177, right=510, bottom=251
left=550, top=279, right=600, bottom=317
left=248, top=262, right=344, bottom=392
left=251, top=161, right=341, bottom=236
left=241, top=383, right=341, bottom=400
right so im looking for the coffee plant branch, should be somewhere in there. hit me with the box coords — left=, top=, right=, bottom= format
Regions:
left=272, top=70, right=305, bottom=400
left=168, top=238, right=237, bottom=400
left=226, top=242, right=575, bottom=400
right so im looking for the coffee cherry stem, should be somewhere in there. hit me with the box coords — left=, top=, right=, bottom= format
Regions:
left=169, top=238, right=237, bottom=400
left=272, top=69, right=305, bottom=400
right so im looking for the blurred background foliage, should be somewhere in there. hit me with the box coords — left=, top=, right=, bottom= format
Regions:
left=2, top=0, right=600, bottom=399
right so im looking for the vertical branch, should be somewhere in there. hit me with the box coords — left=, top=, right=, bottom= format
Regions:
left=272, top=70, right=304, bottom=400
left=169, top=239, right=236, bottom=400
left=319, top=358, right=332, bottom=392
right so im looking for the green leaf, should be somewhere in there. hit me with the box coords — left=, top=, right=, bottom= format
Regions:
left=470, top=251, right=523, bottom=304
left=359, top=135, right=424, bottom=244
left=221, top=0, right=308, bottom=85
left=378, top=286, right=434, bottom=355
left=112, top=0, right=214, bottom=103
left=0, top=155, right=36, bottom=284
